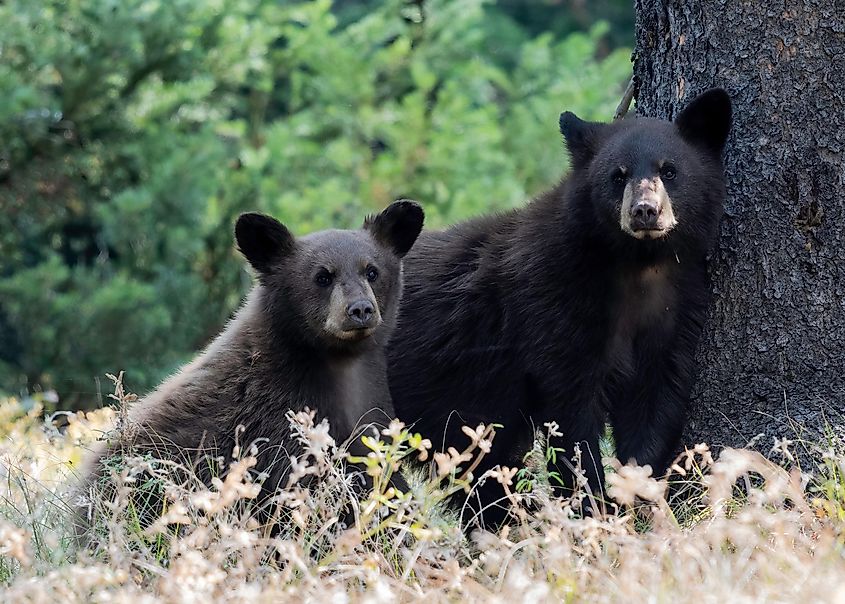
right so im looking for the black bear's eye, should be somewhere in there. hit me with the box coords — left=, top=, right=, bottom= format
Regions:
left=612, top=167, right=628, bottom=185
left=315, top=270, right=333, bottom=287
left=366, top=266, right=379, bottom=283
left=661, top=163, right=677, bottom=180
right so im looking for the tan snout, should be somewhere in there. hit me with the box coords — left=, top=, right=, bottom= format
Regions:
left=324, top=283, right=383, bottom=340
left=620, top=177, right=678, bottom=240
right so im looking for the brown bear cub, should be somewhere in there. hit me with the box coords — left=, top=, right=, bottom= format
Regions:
left=77, top=200, right=424, bottom=533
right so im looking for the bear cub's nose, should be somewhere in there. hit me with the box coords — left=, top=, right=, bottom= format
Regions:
left=630, top=199, right=660, bottom=230
left=347, top=300, right=375, bottom=327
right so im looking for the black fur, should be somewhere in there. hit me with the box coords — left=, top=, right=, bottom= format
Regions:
left=364, top=200, right=426, bottom=258
left=387, top=89, right=732, bottom=527
left=78, top=200, right=424, bottom=532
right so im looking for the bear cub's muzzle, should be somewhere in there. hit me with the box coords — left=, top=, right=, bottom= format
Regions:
left=345, top=299, right=377, bottom=329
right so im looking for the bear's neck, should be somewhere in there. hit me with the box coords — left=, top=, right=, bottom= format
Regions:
left=217, top=288, right=389, bottom=441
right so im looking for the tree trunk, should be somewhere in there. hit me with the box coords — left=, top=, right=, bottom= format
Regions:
left=633, top=2, right=845, bottom=454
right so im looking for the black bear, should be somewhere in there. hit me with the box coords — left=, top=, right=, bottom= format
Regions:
left=77, top=200, right=424, bottom=532
left=387, top=89, right=732, bottom=526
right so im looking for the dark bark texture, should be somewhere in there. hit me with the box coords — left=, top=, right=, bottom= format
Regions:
left=633, top=2, right=845, bottom=452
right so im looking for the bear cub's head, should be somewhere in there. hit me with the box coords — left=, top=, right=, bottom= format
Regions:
left=235, top=200, right=424, bottom=350
left=560, top=88, right=732, bottom=251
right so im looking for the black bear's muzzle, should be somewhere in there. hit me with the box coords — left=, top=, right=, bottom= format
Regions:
left=630, top=199, right=661, bottom=231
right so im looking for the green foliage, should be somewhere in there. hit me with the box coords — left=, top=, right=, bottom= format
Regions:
left=0, top=0, right=631, bottom=407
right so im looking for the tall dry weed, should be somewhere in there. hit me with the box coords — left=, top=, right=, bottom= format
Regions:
left=0, top=378, right=843, bottom=602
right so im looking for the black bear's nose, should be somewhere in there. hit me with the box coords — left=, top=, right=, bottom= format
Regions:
left=631, top=200, right=660, bottom=229
left=346, top=300, right=375, bottom=327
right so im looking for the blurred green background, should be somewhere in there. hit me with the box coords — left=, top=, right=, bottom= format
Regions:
left=0, top=0, right=632, bottom=409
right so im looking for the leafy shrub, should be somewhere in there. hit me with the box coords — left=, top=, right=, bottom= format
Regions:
left=0, top=0, right=630, bottom=405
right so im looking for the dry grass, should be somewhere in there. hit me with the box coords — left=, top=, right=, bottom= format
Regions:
left=1, top=379, right=844, bottom=603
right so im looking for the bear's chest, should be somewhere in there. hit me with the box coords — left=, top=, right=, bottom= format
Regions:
left=605, top=264, right=677, bottom=370
left=320, top=356, right=388, bottom=441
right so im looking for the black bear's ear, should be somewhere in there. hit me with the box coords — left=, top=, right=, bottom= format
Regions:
left=559, top=111, right=606, bottom=167
left=235, top=212, right=295, bottom=275
left=675, top=88, right=732, bottom=156
left=364, top=199, right=424, bottom=258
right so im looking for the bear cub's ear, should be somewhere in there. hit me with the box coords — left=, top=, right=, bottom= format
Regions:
left=364, top=200, right=424, bottom=258
left=675, top=88, right=732, bottom=157
left=559, top=111, right=606, bottom=168
left=235, top=212, right=295, bottom=274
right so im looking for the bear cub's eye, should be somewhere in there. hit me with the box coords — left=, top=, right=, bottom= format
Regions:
left=315, top=270, right=333, bottom=288
left=660, top=162, right=677, bottom=180
left=366, top=266, right=379, bottom=283
left=612, top=167, right=628, bottom=186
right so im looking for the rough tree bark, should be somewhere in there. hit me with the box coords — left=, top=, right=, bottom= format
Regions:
left=633, top=2, right=845, bottom=454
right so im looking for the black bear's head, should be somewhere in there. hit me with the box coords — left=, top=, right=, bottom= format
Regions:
left=235, top=200, right=424, bottom=351
left=560, top=88, right=732, bottom=253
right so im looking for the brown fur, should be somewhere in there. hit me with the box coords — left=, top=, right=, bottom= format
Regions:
left=75, top=201, right=424, bottom=535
